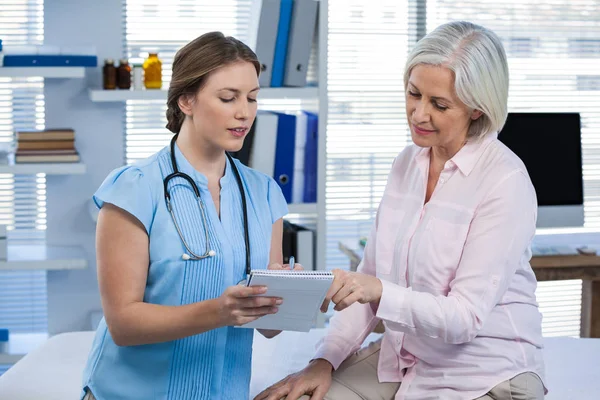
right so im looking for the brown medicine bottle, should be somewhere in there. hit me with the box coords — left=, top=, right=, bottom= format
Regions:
left=103, top=59, right=117, bottom=90
left=117, top=59, right=132, bottom=89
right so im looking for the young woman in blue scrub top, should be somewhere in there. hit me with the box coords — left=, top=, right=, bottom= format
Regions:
left=80, top=32, right=296, bottom=400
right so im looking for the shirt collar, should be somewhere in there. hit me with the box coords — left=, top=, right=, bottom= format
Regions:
left=172, top=141, right=233, bottom=188
left=414, top=132, right=497, bottom=177
left=451, top=132, right=497, bottom=176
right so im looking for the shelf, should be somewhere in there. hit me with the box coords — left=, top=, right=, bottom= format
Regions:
left=0, top=67, right=85, bottom=78
left=88, top=87, right=319, bottom=102
left=0, top=162, right=86, bottom=175
left=287, top=203, right=317, bottom=214
left=0, top=333, right=48, bottom=364
left=0, top=245, right=87, bottom=271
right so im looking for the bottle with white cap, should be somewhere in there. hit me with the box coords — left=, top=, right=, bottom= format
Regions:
left=131, top=58, right=144, bottom=90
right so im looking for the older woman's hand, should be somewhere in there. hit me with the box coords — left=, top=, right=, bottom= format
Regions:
left=254, top=359, right=333, bottom=400
left=320, top=269, right=383, bottom=312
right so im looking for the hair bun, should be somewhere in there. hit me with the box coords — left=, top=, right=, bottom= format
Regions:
left=166, top=105, right=184, bottom=134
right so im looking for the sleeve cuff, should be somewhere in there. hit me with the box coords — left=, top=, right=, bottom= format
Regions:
left=375, top=279, right=411, bottom=326
left=267, top=177, right=289, bottom=223
left=313, top=339, right=352, bottom=370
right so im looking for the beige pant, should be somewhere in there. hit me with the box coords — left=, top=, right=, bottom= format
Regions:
left=84, top=341, right=544, bottom=400
left=298, top=339, right=544, bottom=400
left=83, top=390, right=95, bottom=400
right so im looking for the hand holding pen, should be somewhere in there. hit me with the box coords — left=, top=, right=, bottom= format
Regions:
left=268, top=256, right=304, bottom=271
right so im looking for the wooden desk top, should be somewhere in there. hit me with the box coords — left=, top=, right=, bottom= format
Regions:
left=531, top=255, right=600, bottom=281
left=340, top=241, right=600, bottom=281
left=531, top=254, right=600, bottom=269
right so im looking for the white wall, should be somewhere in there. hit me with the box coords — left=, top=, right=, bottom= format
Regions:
left=44, top=0, right=124, bottom=334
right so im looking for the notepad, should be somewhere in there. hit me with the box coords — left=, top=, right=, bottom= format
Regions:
left=240, top=269, right=334, bottom=332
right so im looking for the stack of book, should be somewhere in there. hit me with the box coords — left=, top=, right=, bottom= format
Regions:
left=14, top=128, right=80, bottom=163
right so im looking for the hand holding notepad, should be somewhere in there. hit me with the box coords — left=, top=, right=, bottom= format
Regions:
left=240, top=268, right=334, bottom=332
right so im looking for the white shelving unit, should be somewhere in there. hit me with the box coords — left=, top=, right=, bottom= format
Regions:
left=88, top=86, right=319, bottom=102
left=315, top=0, right=328, bottom=273
left=0, top=162, right=86, bottom=175
left=288, top=203, right=318, bottom=214
left=0, top=67, right=85, bottom=79
left=0, top=66, right=90, bottom=367
left=0, top=333, right=48, bottom=364
left=0, top=245, right=87, bottom=271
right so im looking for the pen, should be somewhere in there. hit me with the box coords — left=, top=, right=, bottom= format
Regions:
left=289, top=256, right=295, bottom=270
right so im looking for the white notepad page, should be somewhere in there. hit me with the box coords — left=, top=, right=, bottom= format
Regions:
left=240, top=270, right=334, bottom=332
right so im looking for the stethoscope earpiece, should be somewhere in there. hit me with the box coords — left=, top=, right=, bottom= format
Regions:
left=182, top=253, right=191, bottom=261
left=208, top=250, right=216, bottom=257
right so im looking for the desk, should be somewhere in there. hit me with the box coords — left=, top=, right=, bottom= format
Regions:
left=531, top=255, right=600, bottom=338
left=338, top=242, right=600, bottom=338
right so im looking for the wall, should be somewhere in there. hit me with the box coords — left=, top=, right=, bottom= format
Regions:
left=44, top=0, right=124, bottom=334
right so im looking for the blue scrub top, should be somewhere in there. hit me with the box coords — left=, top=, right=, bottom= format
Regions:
left=81, top=143, right=288, bottom=400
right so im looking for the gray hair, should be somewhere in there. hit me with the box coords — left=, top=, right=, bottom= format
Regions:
left=404, top=21, right=509, bottom=139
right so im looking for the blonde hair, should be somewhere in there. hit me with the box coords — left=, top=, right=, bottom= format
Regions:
left=404, top=21, right=509, bottom=139
left=166, top=32, right=260, bottom=134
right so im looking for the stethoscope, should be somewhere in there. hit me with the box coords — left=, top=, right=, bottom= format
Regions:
left=164, top=134, right=251, bottom=279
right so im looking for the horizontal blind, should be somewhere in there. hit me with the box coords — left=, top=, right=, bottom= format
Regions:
left=0, top=0, right=47, bottom=334
left=426, top=0, right=600, bottom=337
left=326, top=0, right=416, bottom=270
left=123, top=0, right=253, bottom=164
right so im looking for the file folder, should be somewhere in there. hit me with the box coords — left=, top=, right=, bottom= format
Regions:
left=303, top=111, right=318, bottom=203
left=283, top=221, right=316, bottom=271
left=230, top=122, right=256, bottom=166
left=284, top=0, right=319, bottom=87
left=270, top=0, right=294, bottom=87
left=247, top=0, right=281, bottom=88
left=292, top=112, right=307, bottom=203
left=273, top=112, right=297, bottom=203
left=249, top=111, right=279, bottom=176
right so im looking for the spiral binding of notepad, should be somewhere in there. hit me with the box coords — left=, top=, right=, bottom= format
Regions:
left=249, top=270, right=333, bottom=279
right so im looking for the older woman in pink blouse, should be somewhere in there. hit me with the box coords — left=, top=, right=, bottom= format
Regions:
left=256, top=21, right=546, bottom=400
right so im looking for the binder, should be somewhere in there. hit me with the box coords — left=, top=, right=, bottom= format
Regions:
left=247, top=0, right=281, bottom=87
left=283, top=221, right=316, bottom=271
left=273, top=112, right=297, bottom=203
left=230, top=122, right=256, bottom=166
left=283, top=0, right=319, bottom=87
left=270, top=0, right=294, bottom=87
left=249, top=111, right=279, bottom=176
left=240, top=269, right=333, bottom=331
left=292, top=112, right=307, bottom=204
left=303, top=111, right=318, bottom=203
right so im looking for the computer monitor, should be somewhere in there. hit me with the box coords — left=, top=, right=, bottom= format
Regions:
left=498, top=112, right=583, bottom=228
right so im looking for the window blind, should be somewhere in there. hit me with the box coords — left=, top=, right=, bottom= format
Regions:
left=0, top=0, right=47, bottom=335
left=123, top=0, right=253, bottom=164
left=325, top=0, right=415, bottom=278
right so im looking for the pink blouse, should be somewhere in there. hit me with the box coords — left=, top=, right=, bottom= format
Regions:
left=314, top=133, right=546, bottom=399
